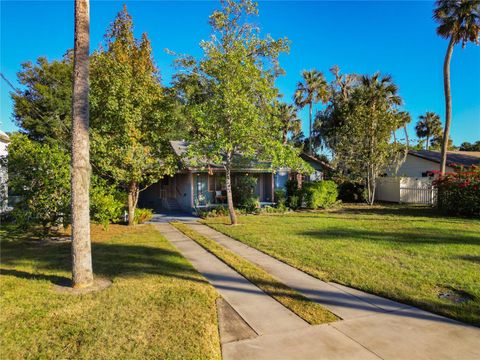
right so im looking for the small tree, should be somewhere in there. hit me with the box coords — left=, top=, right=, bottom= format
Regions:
left=174, top=0, right=306, bottom=225
left=90, top=5, right=177, bottom=225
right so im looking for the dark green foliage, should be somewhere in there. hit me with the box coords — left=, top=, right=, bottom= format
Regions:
left=8, top=133, right=71, bottom=231
left=90, top=177, right=125, bottom=229
left=301, top=181, right=338, bottom=209
left=274, top=188, right=287, bottom=207
left=288, top=195, right=301, bottom=210
left=12, top=52, right=73, bottom=148
left=434, top=167, right=480, bottom=217
left=337, top=181, right=366, bottom=203
left=134, top=208, right=154, bottom=224
left=197, top=206, right=230, bottom=218
left=459, top=141, right=480, bottom=151
left=233, top=176, right=258, bottom=209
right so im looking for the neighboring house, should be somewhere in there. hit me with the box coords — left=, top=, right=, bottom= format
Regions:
left=138, top=141, right=331, bottom=213
left=0, top=130, right=10, bottom=213
left=387, top=150, right=480, bottom=178
left=377, top=150, right=480, bottom=205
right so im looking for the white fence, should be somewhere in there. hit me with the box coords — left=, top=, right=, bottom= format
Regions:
left=376, top=177, right=437, bottom=205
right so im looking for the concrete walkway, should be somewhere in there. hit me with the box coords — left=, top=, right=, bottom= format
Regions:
left=180, top=222, right=480, bottom=360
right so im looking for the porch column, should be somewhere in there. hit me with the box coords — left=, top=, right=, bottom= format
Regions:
left=272, top=172, right=275, bottom=203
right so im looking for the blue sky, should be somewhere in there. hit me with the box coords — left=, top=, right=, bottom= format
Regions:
left=1, top=0, right=479, bottom=146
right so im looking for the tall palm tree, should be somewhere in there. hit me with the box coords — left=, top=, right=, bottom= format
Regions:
left=277, top=103, right=302, bottom=145
left=71, top=0, right=93, bottom=288
left=294, top=70, right=329, bottom=154
left=433, top=0, right=480, bottom=174
left=415, top=112, right=442, bottom=150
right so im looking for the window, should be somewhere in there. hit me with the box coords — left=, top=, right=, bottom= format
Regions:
left=208, top=174, right=226, bottom=192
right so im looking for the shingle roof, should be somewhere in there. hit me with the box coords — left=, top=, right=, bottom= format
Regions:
left=409, top=150, right=480, bottom=167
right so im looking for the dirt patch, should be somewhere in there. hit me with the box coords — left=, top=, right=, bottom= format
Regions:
left=216, top=298, right=257, bottom=344
left=438, top=287, right=474, bottom=304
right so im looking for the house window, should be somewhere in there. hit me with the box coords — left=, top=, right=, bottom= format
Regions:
left=208, top=174, right=226, bottom=192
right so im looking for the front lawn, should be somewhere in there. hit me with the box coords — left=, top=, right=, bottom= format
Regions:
left=204, top=204, right=480, bottom=326
left=0, top=224, right=220, bottom=359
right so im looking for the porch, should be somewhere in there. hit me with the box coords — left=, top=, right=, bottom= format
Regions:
left=139, top=171, right=275, bottom=212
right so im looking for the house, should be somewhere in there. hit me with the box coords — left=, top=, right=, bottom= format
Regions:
left=0, top=130, right=10, bottom=213
left=387, top=150, right=480, bottom=178
left=138, top=141, right=331, bottom=213
left=377, top=150, right=480, bottom=205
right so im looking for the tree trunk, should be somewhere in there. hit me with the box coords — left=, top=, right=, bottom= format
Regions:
left=71, top=0, right=93, bottom=288
left=127, top=181, right=139, bottom=226
left=308, top=102, right=313, bottom=155
left=426, top=135, right=429, bottom=150
left=440, top=37, right=455, bottom=174
left=282, top=128, right=287, bottom=145
left=225, top=160, right=237, bottom=225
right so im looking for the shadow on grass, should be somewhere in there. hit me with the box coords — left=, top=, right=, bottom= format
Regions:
left=1, top=235, right=208, bottom=286
left=298, top=227, right=480, bottom=246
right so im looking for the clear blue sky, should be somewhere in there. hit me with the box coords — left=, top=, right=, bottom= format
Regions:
left=1, top=0, right=479, bottom=146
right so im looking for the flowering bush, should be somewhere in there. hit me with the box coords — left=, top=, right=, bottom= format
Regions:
left=433, top=165, right=480, bottom=217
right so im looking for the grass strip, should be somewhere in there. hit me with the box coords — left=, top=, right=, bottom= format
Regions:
left=171, top=222, right=339, bottom=325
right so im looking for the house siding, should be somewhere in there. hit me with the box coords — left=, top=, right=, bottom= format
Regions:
left=387, top=154, right=454, bottom=178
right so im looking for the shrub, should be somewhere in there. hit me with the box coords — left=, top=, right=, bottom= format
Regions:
left=288, top=194, right=301, bottom=210
left=434, top=166, right=480, bottom=217
left=233, top=175, right=258, bottom=209
left=301, top=180, right=338, bottom=209
left=274, top=188, right=287, bottom=208
left=241, top=197, right=260, bottom=213
left=197, top=206, right=230, bottom=218
left=337, top=181, right=365, bottom=203
left=134, top=208, right=154, bottom=224
left=90, top=177, right=125, bottom=229
left=7, top=134, right=71, bottom=232
left=285, top=179, right=300, bottom=209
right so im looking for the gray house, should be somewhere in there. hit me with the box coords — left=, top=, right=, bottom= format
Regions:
left=138, top=141, right=330, bottom=213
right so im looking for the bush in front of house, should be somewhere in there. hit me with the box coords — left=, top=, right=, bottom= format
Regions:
left=134, top=208, right=154, bottom=224
left=337, top=181, right=366, bottom=203
left=233, top=175, right=259, bottom=210
left=434, top=166, right=480, bottom=217
left=90, top=177, right=125, bottom=229
left=301, top=180, right=339, bottom=209
left=285, top=179, right=301, bottom=209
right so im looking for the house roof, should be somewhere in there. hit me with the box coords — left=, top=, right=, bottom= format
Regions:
left=169, top=140, right=272, bottom=171
left=408, top=150, right=480, bottom=167
left=299, top=153, right=334, bottom=171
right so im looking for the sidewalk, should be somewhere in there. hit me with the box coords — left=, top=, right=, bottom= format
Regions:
left=157, top=222, right=480, bottom=360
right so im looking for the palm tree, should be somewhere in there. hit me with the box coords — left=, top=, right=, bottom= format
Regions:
left=71, top=0, right=93, bottom=288
left=415, top=112, right=442, bottom=150
left=359, top=72, right=402, bottom=108
left=294, top=70, right=329, bottom=155
left=277, top=103, right=301, bottom=145
left=433, top=0, right=480, bottom=174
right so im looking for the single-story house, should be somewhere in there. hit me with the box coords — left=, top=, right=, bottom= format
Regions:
left=387, top=150, right=480, bottom=178
left=377, top=150, right=480, bottom=205
left=138, top=141, right=331, bottom=213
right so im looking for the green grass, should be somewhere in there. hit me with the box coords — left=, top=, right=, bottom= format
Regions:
left=171, top=222, right=338, bottom=325
left=0, top=224, right=220, bottom=359
left=204, top=204, right=480, bottom=326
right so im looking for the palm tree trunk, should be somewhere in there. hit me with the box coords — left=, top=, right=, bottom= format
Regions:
left=426, top=135, right=429, bottom=150
left=308, top=102, right=313, bottom=155
left=225, top=155, right=237, bottom=225
left=440, top=37, right=455, bottom=174
left=71, top=0, right=93, bottom=288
